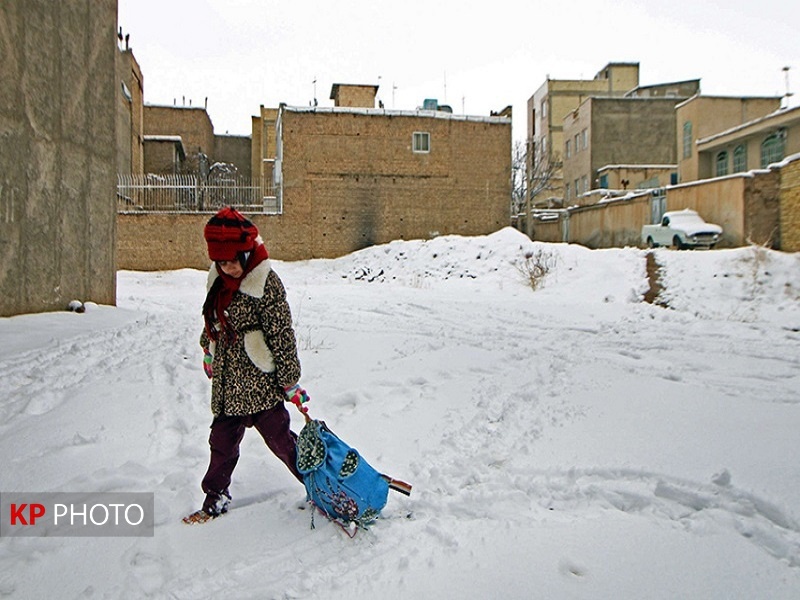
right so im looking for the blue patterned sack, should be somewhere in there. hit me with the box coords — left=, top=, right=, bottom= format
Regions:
left=297, top=420, right=391, bottom=533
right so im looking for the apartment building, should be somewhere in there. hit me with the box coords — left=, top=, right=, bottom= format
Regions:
left=675, top=95, right=781, bottom=182
left=695, top=104, right=800, bottom=179
left=526, top=62, right=640, bottom=205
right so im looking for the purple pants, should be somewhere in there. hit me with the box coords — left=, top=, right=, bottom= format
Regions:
left=201, top=403, right=303, bottom=514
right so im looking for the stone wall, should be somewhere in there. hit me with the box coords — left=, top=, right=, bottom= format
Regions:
left=0, top=0, right=118, bottom=316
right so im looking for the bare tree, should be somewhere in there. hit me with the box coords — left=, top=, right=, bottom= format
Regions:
left=511, top=139, right=527, bottom=216
left=524, top=136, right=562, bottom=237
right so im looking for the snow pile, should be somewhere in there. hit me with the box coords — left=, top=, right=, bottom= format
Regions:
left=1, top=231, right=799, bottom=599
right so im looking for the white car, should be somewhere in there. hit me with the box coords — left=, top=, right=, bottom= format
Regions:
left=642, top=209, right=723, bottom=249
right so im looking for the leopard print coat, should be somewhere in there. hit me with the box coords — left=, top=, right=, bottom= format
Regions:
left=200, top=259, right=301, bottom=417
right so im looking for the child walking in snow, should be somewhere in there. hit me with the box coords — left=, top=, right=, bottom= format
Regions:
left=184, top=207, right=309, bottom=524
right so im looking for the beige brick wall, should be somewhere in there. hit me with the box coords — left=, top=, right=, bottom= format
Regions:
left=781, top=157, right=800, bottom=252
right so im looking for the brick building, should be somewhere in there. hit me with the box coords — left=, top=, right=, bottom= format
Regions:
left=527, top=62, right=641, bottom=204
left=252, top=83, right=512, bottom=259
left=116, top=48, right=144, bottom=175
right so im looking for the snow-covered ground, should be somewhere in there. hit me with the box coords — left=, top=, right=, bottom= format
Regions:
left=1, top=227, right=799, bottom=599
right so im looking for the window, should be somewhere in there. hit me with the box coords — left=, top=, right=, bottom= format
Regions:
left=412, top=132, right=430, bottom=153
left=565, top=182, right=571, bottom=202
left=581, top=128, right=588, bottom=150
left=733, top=144, right=747, bottom=172
left=574, top=134, right=580, bottom=153
left=565, top=139, right=571, bottom=159
left=575, top=178, right=581, bottom=196
left=599, top=174, right=608, bottom=189
left=760, top=131, right=785, bottom=167
left=715, top=151, right=729, bottom=177
left=582, top=175, right=588, bottom=193
left=682, top=121, right=693, bottom=159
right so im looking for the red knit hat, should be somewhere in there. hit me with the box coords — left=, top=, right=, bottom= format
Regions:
left=203, top=207, right=260, bottom=261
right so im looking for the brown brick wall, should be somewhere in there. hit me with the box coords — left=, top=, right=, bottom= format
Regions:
left=279, top=109, right=511, bottom=258
left=781, top=157, right=800, bottom=252
left=145, top=105, right=215, bottom=161
left=118, top=212, right=313, bottom=270
left=744, top=169, right=781, bottom=247
left=118, top=108, right=512, bottom=268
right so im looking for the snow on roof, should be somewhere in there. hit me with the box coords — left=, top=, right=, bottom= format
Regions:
left=144, top=102, right=208, bottom=112
left=597, top=164, right=677, bottom=171
left=281, top=105, right=511, bottom=124
left=143, top=135, right=184, bottom=142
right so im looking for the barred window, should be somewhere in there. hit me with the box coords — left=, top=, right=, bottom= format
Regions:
left=760, top=131, right=785, bottom=167
left=682, top=121, right=693, bottom=159
left=715, top=151, right=729, bottom=177
left=412, top=131, right=430, bottom=153
left=733, top=145, right=747, bottom=172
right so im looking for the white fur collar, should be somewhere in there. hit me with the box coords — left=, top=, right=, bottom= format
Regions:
left=206, top=259, right=272, bottom=299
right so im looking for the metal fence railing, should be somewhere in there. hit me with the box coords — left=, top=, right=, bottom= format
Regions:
left=117, top=174, right=281, bottom=214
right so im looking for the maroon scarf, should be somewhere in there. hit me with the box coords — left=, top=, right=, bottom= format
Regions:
left=203, top=242, right=269, bottom=343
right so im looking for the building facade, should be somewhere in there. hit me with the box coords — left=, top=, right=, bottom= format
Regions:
left=695, top=105, right=800, bottom=180
left=526, top=62, right=640, bottom=205
left=270, top=102, right=512, bottom=258
left=561, top=97, right=685, bottom=204
left=116, top=48, right=144, bottom=175
left=675, top=95, right=781, bottom=182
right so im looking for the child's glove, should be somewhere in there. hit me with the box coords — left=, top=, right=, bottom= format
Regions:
left=284, top=384, right=310, bottom=406
left=202, top=351, right=213, bottom=379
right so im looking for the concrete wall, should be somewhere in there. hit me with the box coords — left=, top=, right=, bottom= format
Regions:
left=568, top=195, right=652, bottom=248
left=0, top=0, right=118, bottom=317
left=562, top=97, right=679, bottom=202
left=666, top=177, right=748, bottom=246
left=528, top=167, right=787, bottom=250
left=215, top=134, right=252, bottom=178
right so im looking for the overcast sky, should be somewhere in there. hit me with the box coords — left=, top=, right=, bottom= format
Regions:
left=118, top=0, right=799, bottom=138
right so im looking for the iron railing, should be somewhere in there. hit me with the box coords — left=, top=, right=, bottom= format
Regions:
left=117, top=174, right=281, bottom=214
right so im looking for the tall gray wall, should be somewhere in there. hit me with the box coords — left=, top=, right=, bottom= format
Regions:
left=0, top=0, right=118, bottom=317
